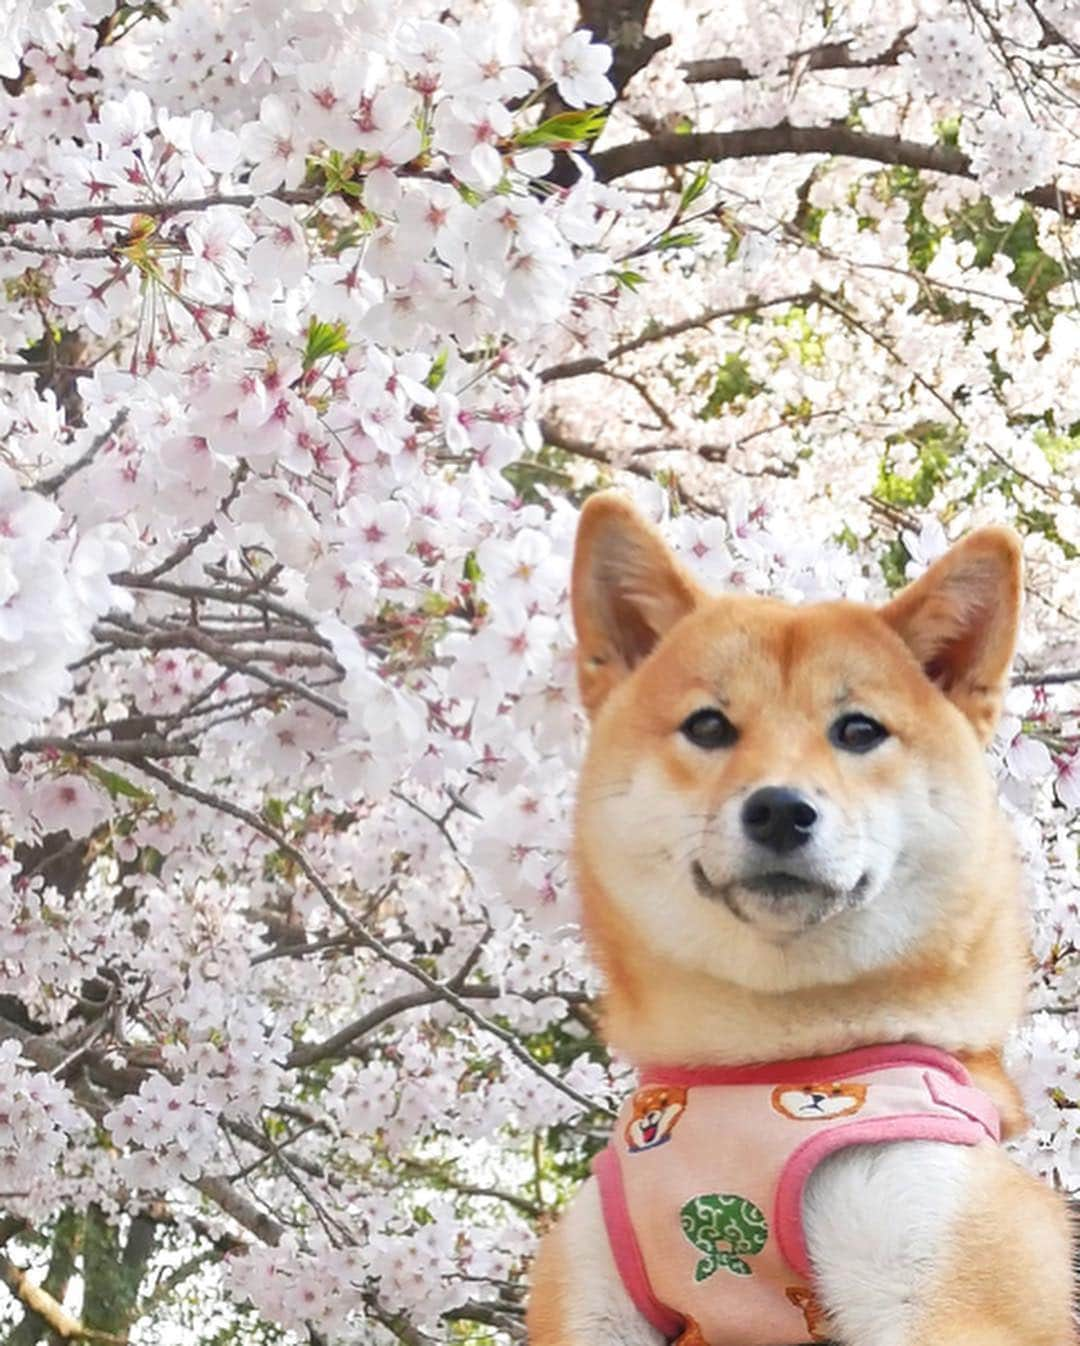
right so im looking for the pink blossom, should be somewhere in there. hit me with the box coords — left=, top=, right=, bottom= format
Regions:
left=1055, top=753, right=1080, bottom=809
left=247, top=198, right=309, bottom=290
left=30, top=775, right=108, bottom=837
left=239, top=95, right=308, bottom=193
left=550, top=30, right=614, bottom=109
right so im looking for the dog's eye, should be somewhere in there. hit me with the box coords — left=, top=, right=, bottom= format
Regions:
left=680, top=708, right=738, bottom=749
left=830, top=712, right=889, bottom=753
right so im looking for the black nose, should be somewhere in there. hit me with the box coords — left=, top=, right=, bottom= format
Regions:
left=741, top=787, right=819, bottom=854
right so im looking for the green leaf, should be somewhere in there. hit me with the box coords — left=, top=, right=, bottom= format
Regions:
left=699, top=353, right=763, bottom=418
left=302, top=317, right=349, bottom=371
left=612, top=269, right=646, bottom=291
left=425, top=348, right=448, bottom=390
left=655, top=230, right=701, bottom=251
left=87, top=765, right=153, bottom=804
left=679, top=167, right=710, bottom=214
left=515, top=107, right=607, bottom=149
left=1035, top=427, right=1080, bottom=471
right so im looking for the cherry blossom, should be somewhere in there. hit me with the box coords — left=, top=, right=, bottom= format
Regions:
left=551, top=29, right=615, bottom=108
left=239, top=94, right=309, bottom=192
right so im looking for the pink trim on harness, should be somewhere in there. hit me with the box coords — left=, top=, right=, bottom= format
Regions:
left=595, top=1044, right=1002, bottom=1345
left=637, top=1042, right=974, bottom=1089
left=594, top=1147, right=683, bottom=1339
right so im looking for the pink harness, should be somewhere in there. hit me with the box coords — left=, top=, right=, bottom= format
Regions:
left=593, top=1045, right=1001, bottom=1346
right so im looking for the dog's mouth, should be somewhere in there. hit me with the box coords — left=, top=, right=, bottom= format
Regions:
left=741, top=872, right=829, bottom=898
left=692, top=861, right=870, bottom=928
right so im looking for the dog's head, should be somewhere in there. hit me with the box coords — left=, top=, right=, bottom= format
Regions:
left=571, top=493, right=1022, bottom=995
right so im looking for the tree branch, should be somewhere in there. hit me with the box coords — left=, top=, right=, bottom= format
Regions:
left=133, top=761, right=612, bottom=1119
left=12, top=734, right=196, bottom=762
left=287, top=983, right=590, bottom=1069
left=191, top=1175, right=284, bottom=1247
left=0, top=1254, right=126, bottom=1344
left=538, top=292, right=817, bottom=383
left=683, top=28, right=913, bottom=83
left=1013, top=668, right=1080, bottom=685
left=113, top=464, right=248, bottom=584
left=35, top=410, right=128, bottom=497
left=0, top=189, right=320, bottom=230
left=591, top=123, right=1080, bottom=218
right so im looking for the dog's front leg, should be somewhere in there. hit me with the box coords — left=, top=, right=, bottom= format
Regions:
left=804, top=1140, right=1075, bottom=1346
left=527, top=1177, right=666, bottom=1346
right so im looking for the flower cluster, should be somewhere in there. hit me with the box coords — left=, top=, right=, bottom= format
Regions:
left=0, top=459, right=129, bottom=748
left=0, top=1040, right=86, bottom=1216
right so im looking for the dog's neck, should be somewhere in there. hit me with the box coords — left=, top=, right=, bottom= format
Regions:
left=590, top=892, right=1027, bottom=1071
left=596, top=931, right=1030, bottom=1136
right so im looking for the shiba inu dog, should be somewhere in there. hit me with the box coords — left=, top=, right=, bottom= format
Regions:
left=527, top=494, right=1075, bottom=1346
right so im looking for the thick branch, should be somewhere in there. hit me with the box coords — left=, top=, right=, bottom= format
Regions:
left=191, top=1175, right=284, bottom=1247
left=287, top=983, right=590, bottom=1068
left=1, top=1254, right=125, bottom=1344
left=578, top=0, right=671, bottom=97
left=539, top=420, right=655, bottom=483
left=683, top=28, right=913, bottom=83
left=591, top=124, right=1080, bottom=218
left=14, top=734, right=196, bottom=762
left=1013, top=668, right=1080, bottom=685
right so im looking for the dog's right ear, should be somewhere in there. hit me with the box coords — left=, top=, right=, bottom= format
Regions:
left=571, top=492, right=703, bottom=715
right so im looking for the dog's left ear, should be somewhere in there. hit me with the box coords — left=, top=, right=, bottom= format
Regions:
left=571, top=492, right=704, bottom=716
left=881, top=527, right=1022, bottom=743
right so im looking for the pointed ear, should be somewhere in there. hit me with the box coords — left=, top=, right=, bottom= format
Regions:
left=881, top=527, right=1022, bottom=743
left=571, top=492, right=704, bottom=716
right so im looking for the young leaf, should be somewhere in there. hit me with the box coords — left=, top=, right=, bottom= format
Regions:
left=303, top=317, right=349, bottom=370
left=679, top=167, right=710, bottom=215
left=87, top=765, right=153, bottom=804
left=612, top=269, right=646, bottom=291
left=656, top=230, right=701, bottom=251
left=426, top=348, right=448, bottom=390
left=516, top=107, right=607, bottom=149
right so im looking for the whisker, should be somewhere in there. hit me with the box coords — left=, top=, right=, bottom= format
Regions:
left=627, top=822, right=712, bottom=867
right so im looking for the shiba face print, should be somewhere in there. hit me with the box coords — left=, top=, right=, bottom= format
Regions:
left=770, top=1082, right=868, bottom=1120
left=625, top=1085, right=688, bottom=1152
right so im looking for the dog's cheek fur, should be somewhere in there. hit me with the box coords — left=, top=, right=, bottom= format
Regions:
left=578, top=755, right=708, bottom=958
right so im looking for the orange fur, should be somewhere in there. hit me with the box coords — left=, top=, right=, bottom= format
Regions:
left=527, top=494, right=1076, bottom=1345
left=913, top=1143, right=1075, bottom=1344
left=785, top=1285, right=832, bottom=1340
left=527, top=1211, right=568, bottom=1346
